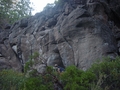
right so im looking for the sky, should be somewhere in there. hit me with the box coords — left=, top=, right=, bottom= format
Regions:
left=30, top=0, right=56, bottom=15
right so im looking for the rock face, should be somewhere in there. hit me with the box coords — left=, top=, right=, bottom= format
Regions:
left=0, top=0, right=120, bottom=71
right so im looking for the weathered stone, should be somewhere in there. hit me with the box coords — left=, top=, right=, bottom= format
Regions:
left=19, top=18, right=28, bottom=28
left=4, top=24, right=11, bottom=29
left=117, top=40, right=120, bottom=47
left=0, top=40, right=22, bottom=71
left=0, top=0, right=120, bottom=72
left=12, top=45, right=17, bottom=53
left=0, top=29, right=9, bottom=43
left=45, top=18, right=57, bottom=27
left=116, top=32, right=120, bottom=39
left=36, top=64, right=46, bottom=74
left=0, top=60, right=11, bottom=70
left=119, top=48, right=120, bottom=53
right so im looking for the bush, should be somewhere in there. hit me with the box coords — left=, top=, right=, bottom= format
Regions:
left=0, top=69, right=25, bottom=90
left=89, top=57, right=120, bottom=90
left=0, top=69, right=54, bottom=90
left=60, top=65, right=96, bottom=90
left=24, top=60, right=34, bottom=73
left=0, top=57, right=120, bottom=90
left=24, top=76, right=50, bottom=90
left=24, top=52, right=39, bottom=73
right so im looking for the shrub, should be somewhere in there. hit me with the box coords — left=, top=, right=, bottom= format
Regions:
left=0, top=69, right=25, bottom=90
left=0, top=57, right=120, bottom=90
left=60, top=65, right=96, bottom=90
left=24, top=76, right=49, bottom=90
left=89, top=57, right=120, bottom=90
left=24, top=59, right=34, bottom=73
left=24, top=52, right=39, bottom=73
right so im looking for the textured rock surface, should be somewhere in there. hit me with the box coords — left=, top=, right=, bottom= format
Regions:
left=0, top=0, right=120, bottom=71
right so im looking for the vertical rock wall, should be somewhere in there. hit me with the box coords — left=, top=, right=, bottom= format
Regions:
left=0, top=0, right=120, bottom=71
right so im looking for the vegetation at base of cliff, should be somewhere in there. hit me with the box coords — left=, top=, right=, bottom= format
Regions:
left=89, top=57, right=120, bottom=90
left=0, top=57, right=120, bottom=90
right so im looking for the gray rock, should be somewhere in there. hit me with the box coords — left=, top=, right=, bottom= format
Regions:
left=19, top=18, right=28, bottom=28
left=0, top=0, right=120, bottom=72
left=37, top=64, right=46, bottom=74
left=117, top=41, right=120, bottom=47
left=0, top=29, right=9, bottom=43
left=0, top=40, right=22, bottom=71
left=116, top=32, right=120, bottom=39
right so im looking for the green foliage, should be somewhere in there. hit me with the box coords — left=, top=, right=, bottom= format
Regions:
left=60, top=65, right=96, bottom=90
left=30, top=51, right=39, bottom=59
left=24, top=59, right=34, bottom=73
left=28, top=69, right=38, bottom=77
left=24, top=52, right=39, bottom=73
left=0, top=69, right=25, bottom=90
left=24, top=77, right=48, bottom=90
left=89, top=57, right=120, bottom=90
left=0, top=69, right=53, bottom=90
left=46, top=66, right=54, bottom=73
left=24, top=66, right=54, bottom=90
left=0, top=0, right=33, bottom=24
left=0, top=56, right=120, bottom=90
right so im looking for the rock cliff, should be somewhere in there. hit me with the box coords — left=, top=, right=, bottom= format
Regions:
left=0, top=0, right=120, bottom=72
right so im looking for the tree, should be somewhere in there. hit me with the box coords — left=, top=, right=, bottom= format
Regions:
left=0, top=0, right=33, bottom=26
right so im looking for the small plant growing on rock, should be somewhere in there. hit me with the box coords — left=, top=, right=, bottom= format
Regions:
left=24, top=52, right=39, bottom=74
